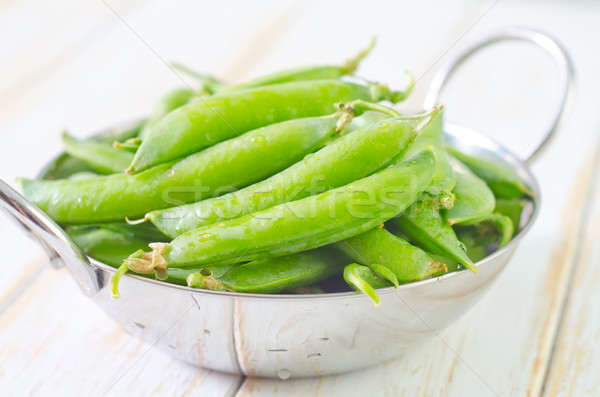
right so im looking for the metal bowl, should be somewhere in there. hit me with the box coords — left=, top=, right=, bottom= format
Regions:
left=0, top=28, right=573, bottom=378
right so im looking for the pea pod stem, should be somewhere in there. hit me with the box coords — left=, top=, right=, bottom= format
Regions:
left=168, top=63, right=227, bottom=94
left=342, top=37, right=377, bottom=74
left=111, top=263, right=130, bottom=299
left=218, top=38, right=377, bottom=94
left=341, top=99, right=402, bottom=118
left=113, top=138, right=141, bottom=153
left=343, top=263, right=394, bottom=305
left=61, top=133, right=133, bottom=175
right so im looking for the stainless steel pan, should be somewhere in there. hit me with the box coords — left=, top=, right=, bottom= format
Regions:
left=0, top=27, right=573, bottom=378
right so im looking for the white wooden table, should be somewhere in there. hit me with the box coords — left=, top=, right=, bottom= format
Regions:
left=1, top=1, right=599, bottom=395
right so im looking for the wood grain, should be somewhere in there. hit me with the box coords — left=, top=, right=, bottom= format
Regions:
left=0, top=268, right=243, bottom=396
left=543, top=143, right=600, bottom=397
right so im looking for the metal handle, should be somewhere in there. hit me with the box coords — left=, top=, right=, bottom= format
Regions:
left=0, top=179, right=101, bottom=296
left=423, top=27, right=574, bottom=164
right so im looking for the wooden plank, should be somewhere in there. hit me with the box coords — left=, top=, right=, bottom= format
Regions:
left=0, top=267, right=243, bottom=396
left=542, top=142, right=600, bottom=396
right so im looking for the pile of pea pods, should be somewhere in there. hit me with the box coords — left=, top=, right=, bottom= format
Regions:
left=20, top=41, right=532, bottom=304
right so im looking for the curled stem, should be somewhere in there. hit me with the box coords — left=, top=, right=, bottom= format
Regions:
left=125, top=216, right=147, bottom=225
left=343, top=36, right=377, bottom=74
left=391, top=70, right=415, bottom=103
left=370, top=264, right=399, bottom=288
left=110, top=263, right=129, bottom=299
left=350, top=99, right=403, bottom=118
left=344, top=263, right=382, bottom=305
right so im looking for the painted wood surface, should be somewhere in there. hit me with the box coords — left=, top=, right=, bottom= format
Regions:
left=1, top=0, right=599, bottom=396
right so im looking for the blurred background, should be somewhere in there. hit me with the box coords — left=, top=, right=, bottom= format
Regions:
left=1, top=0, right=599, bottom=395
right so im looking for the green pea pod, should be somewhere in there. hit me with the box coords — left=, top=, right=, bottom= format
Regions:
left=169, top=63, right=229, bottom=94
left=94, top=123, right=143, bottom=145
left=494, top=198, right=527, bottom=229
left=156, top=42, right=378, bottom=148
left=113, top=138, right=141, bottom=153
left=62, top=133, right=134, bottom=175
left=45, top=123, right=142, bottom=180
left=336, top=226, right=447, bottom=283
left=343, top=263, right=394, bottom=305
left=138, top=89, right=196, bottom=140
left=453, top=229, right=490, bottom=263
left=476, top=212, right=515, bottom=248
left=70, top=225, right=232, bottom=299
left=39, top=153, right=95, bottom=180
left=99, top=221, right=169, bottom=242
left=446, top=147, right=533, bottom=199
left=68, top=225, right=212, bottom=287
left=126, top=150, right=435, bottom=274
left=68, top=226, right=155, bottom=267
left=394, top=197, right=476, bottom=272
left=444, top=156, right=495, bottom=225
left=128, top=79, right=406, bottom=173
left=66, top=172, right=99, bottom=181
left=218, top=38, right=377, bottom=94
left=402, top=111, right=455, bottom=208
left=20, top=112, right=349, bottom=224
left=148, top=106, right=441, bottom=238
left=111, top=254, right=232, bottom=298
left=186, top=248, right=345, bottom=294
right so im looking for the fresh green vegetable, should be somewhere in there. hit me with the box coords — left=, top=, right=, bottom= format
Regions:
left=62, top=133, right=133, bottom=174
left=21, top=110, right=353, bottom=224
left=128, top=79, right=408, bottom=173
left=121, top=150, right=435, bottom=276
left=148, top=105, right=440, bottom=238
left=444, top=156, right=495, bottom=225
left=186, top=248, right=345, bottom=293
left=343, top=263, right=395, bottom=305
left=402, top=112, right=455, bottom=208
left=394, top=197, right=476, bottom=272
left=138, top=89, right=196, bottom=140
left=336, top=226, right=446, bottom=283
left=447, top=147, right=533, bottom=199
